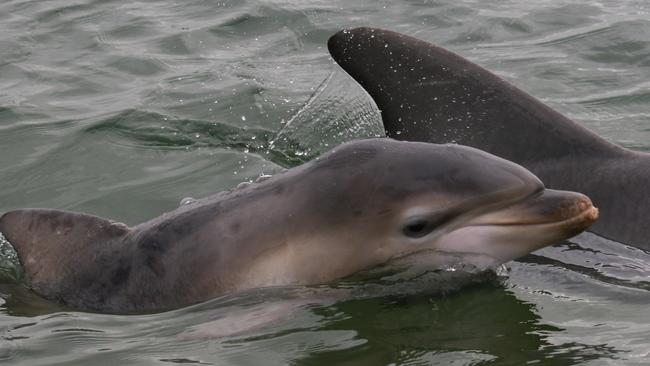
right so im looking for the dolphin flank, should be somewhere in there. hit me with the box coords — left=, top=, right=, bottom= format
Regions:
left=0, top=138, right=598, bottom=313
left=328, top=27, right=648, bottom=250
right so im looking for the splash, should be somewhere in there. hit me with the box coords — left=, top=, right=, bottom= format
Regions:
left=0, top=232, right=23, bottom=283
left=269, top=70, right=384, bottom=161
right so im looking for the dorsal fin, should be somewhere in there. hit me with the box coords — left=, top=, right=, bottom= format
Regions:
left=328, top=27, right=625, bottom=164
left=0, top=209, right=130, bottom=306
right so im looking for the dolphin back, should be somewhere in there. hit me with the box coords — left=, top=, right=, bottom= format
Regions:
left=0, top=209, right=131, bottom=308
left=327, top=27, right=623, bottom=164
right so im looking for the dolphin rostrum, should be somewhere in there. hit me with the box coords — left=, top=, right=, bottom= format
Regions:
left=328, top=27, right=648, bottom=250
left=0, top=139, right=598, bottom=313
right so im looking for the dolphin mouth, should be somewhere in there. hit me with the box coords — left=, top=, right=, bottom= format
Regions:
left=468, top=189, right=599, bottom=232
left=486, top=204, right=599, bottom=229
left=432, top=189, right=599, bottom=265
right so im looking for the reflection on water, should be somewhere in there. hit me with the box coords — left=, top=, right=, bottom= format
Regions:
left=1, top=0, right=650, bottom=364
left=0, top=268, right=623, bottom=365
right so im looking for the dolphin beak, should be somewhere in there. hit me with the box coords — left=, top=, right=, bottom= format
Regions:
left=433, top=189, right=599, bottom=266
left=471, top=189, right=599, bottom=236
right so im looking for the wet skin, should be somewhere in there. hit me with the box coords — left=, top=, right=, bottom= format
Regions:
left=0, top=138, right=597, bottom=313
left=328, top=27, right=646, bottom=250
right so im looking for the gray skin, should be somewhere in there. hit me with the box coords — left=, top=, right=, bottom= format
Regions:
left=0, top=139, right=597, bottom=314
left=328, top=27, right=649, bottom=250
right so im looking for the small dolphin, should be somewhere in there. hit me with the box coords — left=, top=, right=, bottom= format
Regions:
left=328, top=27, right=649, bottom=250
left=0, top=139, right=597, bottom=313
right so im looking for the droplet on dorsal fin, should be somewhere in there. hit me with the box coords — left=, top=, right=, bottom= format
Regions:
left=235, top=181, right=251, bottom=190
left=180, top=197, right=197, bottom=206
left=109, top=221, right=130, bottom=231
left=255, top=174, right=273, bottom=183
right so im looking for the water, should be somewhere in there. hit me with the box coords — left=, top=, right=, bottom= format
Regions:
left=1, top=0, right=650, bottom=364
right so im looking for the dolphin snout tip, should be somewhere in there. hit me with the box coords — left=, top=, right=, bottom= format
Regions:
left=576, top=194, right=599, bottom=221
left=588, top=206, right=599, bottom=221
left=576, top=194, right=597, bottom=217
left=563, top=194, right=599, bottom=233
left=582, top=201, right=599, bottom=224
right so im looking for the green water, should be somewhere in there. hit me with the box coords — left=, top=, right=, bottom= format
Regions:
left=1, top=0, right=650, bottom=364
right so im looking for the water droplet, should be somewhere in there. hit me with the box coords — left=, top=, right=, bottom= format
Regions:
left=236, top=181, right=251, bottom=190
left=255, top=174, right=273, bottom=183
left=180, top=197, right=197, bottom=206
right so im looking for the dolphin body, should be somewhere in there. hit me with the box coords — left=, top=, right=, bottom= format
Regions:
left=328, top=27, right=649, bottom=250
left=0, top=139, right=597, bottom=313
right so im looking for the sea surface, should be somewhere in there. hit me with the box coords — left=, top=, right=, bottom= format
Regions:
left=1, top=0, right=650, bottom=365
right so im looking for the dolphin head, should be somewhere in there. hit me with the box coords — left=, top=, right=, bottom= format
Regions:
left=291, top=138, right=598, bottom=275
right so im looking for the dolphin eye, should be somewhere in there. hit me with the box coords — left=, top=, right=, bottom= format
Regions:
left=402, top=218, right=433, bottom=238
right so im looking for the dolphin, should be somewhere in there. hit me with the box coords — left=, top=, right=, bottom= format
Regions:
left=328, top=27, right=649, bottom=250
left=0, top=138, right=597, bottom=313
